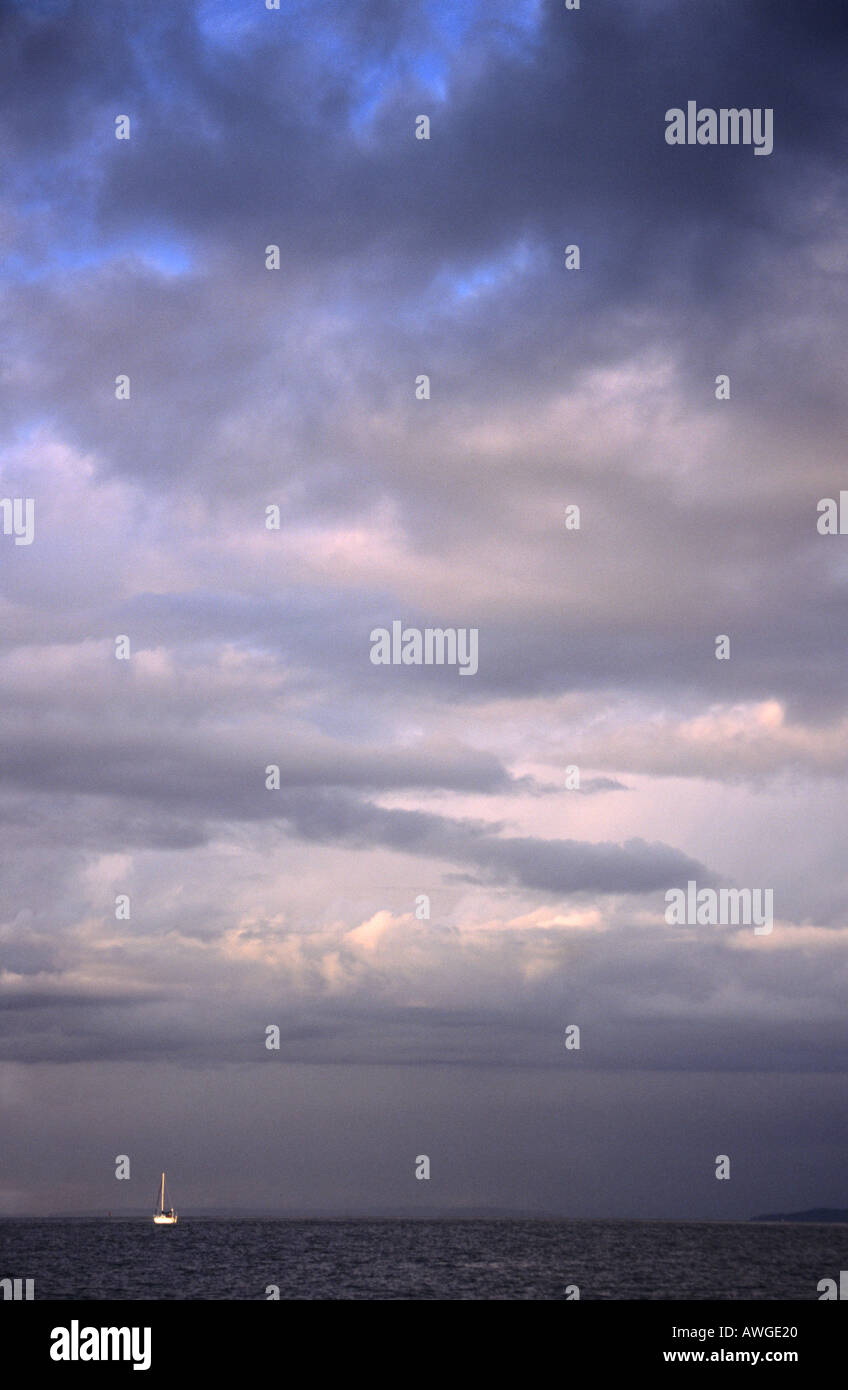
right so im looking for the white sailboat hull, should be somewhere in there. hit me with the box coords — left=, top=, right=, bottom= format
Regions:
left=153, top=1213, right=178, bottom=1225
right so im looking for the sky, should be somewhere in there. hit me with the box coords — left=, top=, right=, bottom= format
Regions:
left=1, top=0, right=848, bottom=1219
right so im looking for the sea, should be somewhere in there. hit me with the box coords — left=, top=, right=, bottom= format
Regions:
left=2, top=1218, right=846, bottom=1300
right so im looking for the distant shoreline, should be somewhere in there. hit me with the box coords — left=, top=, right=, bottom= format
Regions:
left=750, top=1208, right=848, bottom=1224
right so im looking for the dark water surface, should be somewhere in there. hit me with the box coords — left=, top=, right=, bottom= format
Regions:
left=2, top=1218, right=845, bottom=1300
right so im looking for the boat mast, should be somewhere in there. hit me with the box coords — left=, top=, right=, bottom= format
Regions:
left=160, top=1172, right=166, bottom=1212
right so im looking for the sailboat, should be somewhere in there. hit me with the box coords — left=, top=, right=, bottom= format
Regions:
left=152, top=1172, right=178, bottom=1225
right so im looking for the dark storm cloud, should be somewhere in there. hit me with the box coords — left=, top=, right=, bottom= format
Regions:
left=4, top=916, right=848, bottom=1072
left=1, top=0, right=844, bottom=818
left=2, top=0, right=846, bottom=719
left=4, top=0, right=847, bottom=480
left=110, top=581, right=848, bottom=716
left=0, top=708, right=709, bottom=887
left=0, top=723, right=514, bottom=799
left=276, top=790, right=711, bottom=894
left=81, top=1, right=846, bottom=286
